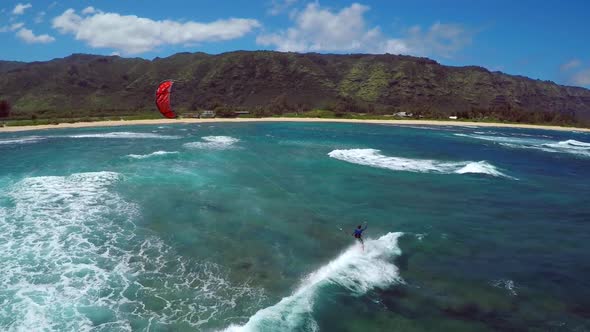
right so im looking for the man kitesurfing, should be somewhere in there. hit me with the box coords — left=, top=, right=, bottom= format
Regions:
left=353, top=222, right=368, bottom=250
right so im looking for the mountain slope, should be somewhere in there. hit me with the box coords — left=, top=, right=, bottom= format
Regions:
left=1, top=51, right=589, bottom=123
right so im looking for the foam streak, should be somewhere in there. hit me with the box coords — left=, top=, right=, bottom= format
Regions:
left=126, top=151, right=179, bottom=159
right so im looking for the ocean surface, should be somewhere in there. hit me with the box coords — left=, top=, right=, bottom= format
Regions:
left=1, top=122, right=589, bottom=331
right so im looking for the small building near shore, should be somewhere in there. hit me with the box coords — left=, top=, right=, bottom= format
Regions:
left=449, top=116, right=458, bottom=120
left=394, top=112, right=413, bottom=117
left=200, top=110, right=216, bottom=118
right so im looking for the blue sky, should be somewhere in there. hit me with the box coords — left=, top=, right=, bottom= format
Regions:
left=1, top=0, right=589, bottom=87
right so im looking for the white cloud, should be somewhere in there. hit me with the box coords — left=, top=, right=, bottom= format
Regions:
left=560, top=59, right=581, bottom=72
left=562, top=60, right=590, bottom=87
left=258, top=3, right=373, bottom=52
left=12, top=3, right=32, bottom=15
left=16, top=27, right=55, bottom=43
left=52, top=8, right=261, bottom=54
left=571, top=69, right=590, bottom=86
left=82, top=6, right=96, bottom=15
left=0, top=22, right=24, bottom=32
left=35, top=11, right=46, bottom=23
left=392, top=22, right=472, bottom=58
left=268, top=0, right=298, bottom=16
left=11, top=22, right=25, bottom=31
left=257, top=2, right=471, bottom=58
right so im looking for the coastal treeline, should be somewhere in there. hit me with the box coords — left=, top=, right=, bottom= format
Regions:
left=0, top=100, right=583, bottom=128
left=0, top=100, right=10, bottom=118
left=209, top=98, right=582, bottom=127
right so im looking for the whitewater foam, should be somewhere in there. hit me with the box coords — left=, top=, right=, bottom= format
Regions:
left=184, top=136, right=240, bottom=150
left=328, top=149, right=512, bottom=178
left=0, top=172, right=264, bottom=330
left=454, top=133, right=541, bottom=144
left=562, top=139, right=590, bottom=147
left=456, top=134, right=590, bottom=158
left=542, top=139, right=590, bottom=157
left=415, top=233, right=426, bottom=241
left=491, top=279, right=518, bottom=296
left=0, top=136, right=45, bottom=145
left=126, top=150, right=179, bottom=159
left=455, top=161, right=511, bottom=177
left=67, top=132, right=180, bottom=139
left=222, top=232, right=404, bottom=332
left=394, top=125, right=457, bottom=132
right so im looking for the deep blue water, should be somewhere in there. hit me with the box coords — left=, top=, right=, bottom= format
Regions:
left=0, top=122, right=589, bottom=331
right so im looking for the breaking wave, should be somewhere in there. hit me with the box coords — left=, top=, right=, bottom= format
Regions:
left=184, top=136, right=240, bottom=150
left=541, top=139, right=590, bottom=157
left=456, top=134, right=590, bottom=158
left=328, top=149, right=513, bottom=178
left=222, top=232, right=404, bottom=332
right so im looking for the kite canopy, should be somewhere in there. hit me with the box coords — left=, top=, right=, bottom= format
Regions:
left=155, top=80, right=176, bottom=118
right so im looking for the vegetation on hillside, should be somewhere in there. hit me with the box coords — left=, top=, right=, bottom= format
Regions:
left=1, top=51, right=589, bottom=127
left=0, top=100, right=10, bottom=118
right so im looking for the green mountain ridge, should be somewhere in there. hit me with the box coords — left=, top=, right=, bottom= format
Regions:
left=1, top=51, right=590, bottom=124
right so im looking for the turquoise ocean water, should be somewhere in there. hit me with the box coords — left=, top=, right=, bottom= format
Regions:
left=1, top=122, right=589, bottom=331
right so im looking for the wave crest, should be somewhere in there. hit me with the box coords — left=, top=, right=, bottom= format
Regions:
left=222, top=232, right=404, bottom=332
left=126, top=150, right=179, bottom=159
left=328, top=149, right=512, bottom=178
left=456, top=134, right=590, bottom=158
left=67, top=132, right=180, bottom=139
left=0, top=136, right=45, bottom=145
left=184, top=136, right=240, bottom=150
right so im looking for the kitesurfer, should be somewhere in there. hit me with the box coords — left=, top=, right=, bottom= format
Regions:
left=353, top=222, right=368, bottom=249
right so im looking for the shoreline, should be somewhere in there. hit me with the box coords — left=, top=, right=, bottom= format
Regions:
left=1, top=117, right=589, bottom=133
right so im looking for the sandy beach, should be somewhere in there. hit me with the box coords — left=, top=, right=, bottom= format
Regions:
left=1, top=117, right=589, bottom=133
